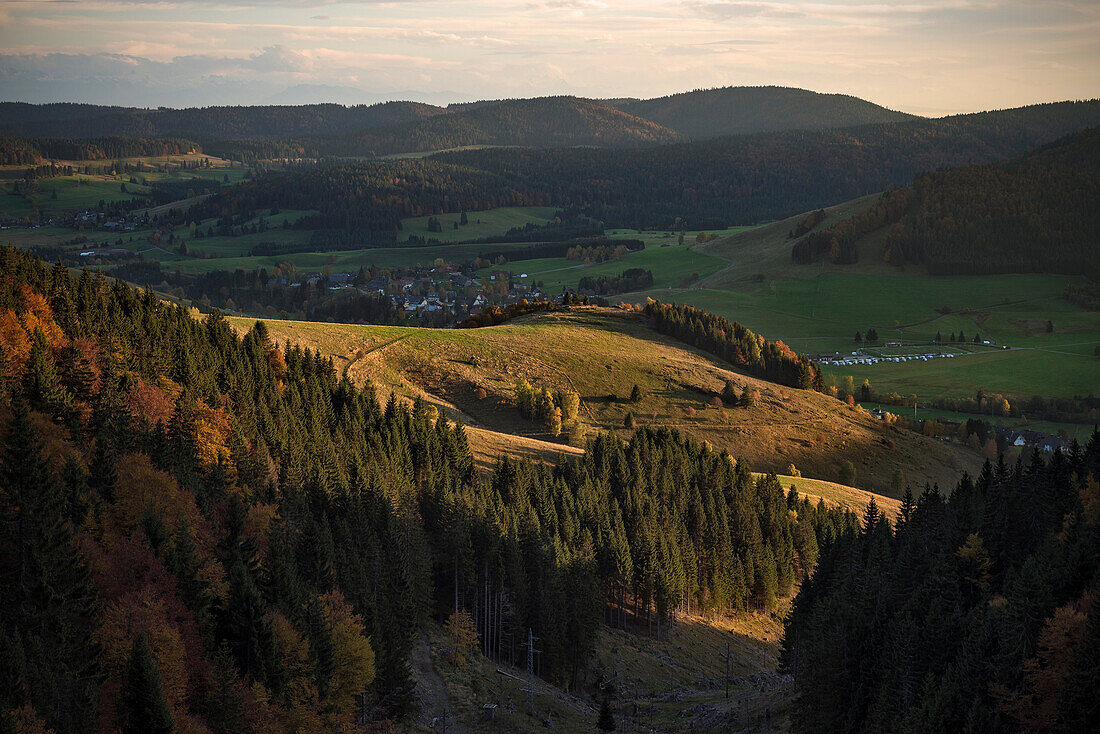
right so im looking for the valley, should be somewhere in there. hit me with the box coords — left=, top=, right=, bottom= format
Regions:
left=0, top=81, right=1097, bottom=734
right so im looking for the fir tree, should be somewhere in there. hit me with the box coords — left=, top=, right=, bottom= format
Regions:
left=118, top=633, right=174, bottom=734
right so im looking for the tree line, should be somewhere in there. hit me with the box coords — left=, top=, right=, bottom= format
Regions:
left=782, top=437, right=1100, bottom=732
left=0, top=135, right=199, bottom=165
left=644, top=300, right=819, bottom=390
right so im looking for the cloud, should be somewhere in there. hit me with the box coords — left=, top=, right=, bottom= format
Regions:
left=0, top=0, right=1097, bottom=112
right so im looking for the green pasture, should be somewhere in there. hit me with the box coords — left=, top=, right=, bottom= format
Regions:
left=162, top=241, right=539, bottom=274
left=836, top=345, right=1097, bottom=401
left=478, top=241, right=726, bottom=292
left=399, top=206, right=559, bottom=244
left=644, top=271, right=1097, bottom=402
left=857, top=402, right=1093, bottom=442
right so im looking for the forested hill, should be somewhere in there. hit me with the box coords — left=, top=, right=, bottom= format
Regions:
left=791, top=126, right=1100, bottom=275
left=193, top=99, right=1100, bottom=242
left=0, top=134, right=200, bottom=166
left=0, top=100, right=448, bottom=140
left=435, top=99, right=1100, bottom=226
left=783, top=438, right=1100, bottom=732
left=617, top=86, right=916, bottom=139
left=0, top=245, right=855, bottom=731
left=306, top=96, right=683, bottom=155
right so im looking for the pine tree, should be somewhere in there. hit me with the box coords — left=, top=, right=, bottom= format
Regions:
left=22, top=331, right=73, bottom=420
left=118, top=633, right=174, bottom=734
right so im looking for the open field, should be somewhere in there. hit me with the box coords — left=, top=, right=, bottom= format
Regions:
left=237, top=307, right=983, bottom=496
left=400, top=205, right=559, bottom=243
left=478, top=240, right=727, bottom=292
left=1, top=159, right=250, bottom=221
left=857, top=402, right=1094, bottom=443
left=642, top=273, right=1099, bottom=401
left=614, top=196, right=1100, bottom=404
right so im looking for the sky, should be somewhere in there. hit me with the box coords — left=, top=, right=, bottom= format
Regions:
left=0, top=1, right=1097, bottom=115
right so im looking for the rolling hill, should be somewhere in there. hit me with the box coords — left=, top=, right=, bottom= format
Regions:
left=239, top=307, right=983, bottom=497
left=791, top=125, right=1100, bottom=276
left=617, top=85, right=916, bottom=139
left=308, top=96, right=684, bottom=155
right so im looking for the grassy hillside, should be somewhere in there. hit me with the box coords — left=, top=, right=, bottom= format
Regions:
left=240, top=308, right=983, bottom=496
left=630, top=196, right=1100, bottom=405
left=620, top=86, right=915, bottom=139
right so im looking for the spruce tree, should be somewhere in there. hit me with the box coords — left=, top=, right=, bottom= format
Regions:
left=118, top=633, right=174, bottom=734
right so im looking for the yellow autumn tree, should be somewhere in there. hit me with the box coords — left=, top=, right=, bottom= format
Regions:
left=444, top=609, right=479, bottom=670
left=269, top=612, right=323, bottom=732
left=322, top=591, right=375, bottom=719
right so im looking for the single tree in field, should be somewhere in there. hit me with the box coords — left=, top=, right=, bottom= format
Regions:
left=854, top=331, right=862, bottom=343
left=119, top=633, right=175, bottom=734
left=839, top=460, right=856, bottom=486
left=623, top=411, right=635, bottom=429
left=721, top=380, right=739, bottom=405
left=630, top=384, right=642, bottom=403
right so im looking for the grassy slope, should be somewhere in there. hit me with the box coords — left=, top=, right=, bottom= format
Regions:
left=478, top=240, right=728, bottom=293
left=420, top=605, right=792, bottom=732
left=614, top=197, right=1099, bottom=404
left=241, top=308, right=982, bottom=497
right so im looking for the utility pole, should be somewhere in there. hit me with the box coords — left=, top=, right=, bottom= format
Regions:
left=723, top=640, right=731, bottom=699
left=525, top=628, right=541, bottom=717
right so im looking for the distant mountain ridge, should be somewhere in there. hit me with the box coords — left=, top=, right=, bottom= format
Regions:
left=0, top=86, right=918, bottom=155
left=306, top=96, right=683, bottom=155
left=0, top=100, right=449, bottom=140
left=3, top=89, right=1097, bottom=162
left=616, top=86, right=917, bottom=139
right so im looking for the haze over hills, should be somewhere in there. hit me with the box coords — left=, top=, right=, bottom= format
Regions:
left=616, top=86, right=917, bottom=139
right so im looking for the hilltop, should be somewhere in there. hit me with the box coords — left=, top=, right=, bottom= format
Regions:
left=617, top=86, right=916, bottom=139
left=308, top=96, right=683, bottom=155
left=241, top=307, right=983, bottom=497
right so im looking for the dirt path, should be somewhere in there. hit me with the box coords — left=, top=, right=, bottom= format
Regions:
left=410, top=636, right=468, bottom=733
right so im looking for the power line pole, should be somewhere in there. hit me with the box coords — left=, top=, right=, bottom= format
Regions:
left=723, top=640, right=731, bottom=699
left=524, top=628, right=541, bottom=717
